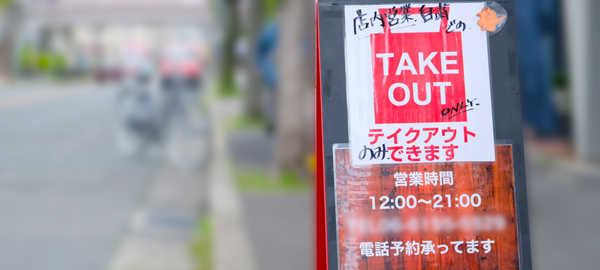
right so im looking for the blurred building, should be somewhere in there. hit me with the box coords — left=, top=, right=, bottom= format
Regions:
left=562, top=0, right=600, bottom=161
left=2, top=0, right=215, bottom=80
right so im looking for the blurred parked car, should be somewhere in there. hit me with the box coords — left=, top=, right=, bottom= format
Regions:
left=96, top=55, right=122, bottom=83
left=159, top=44, right=202, bottom=89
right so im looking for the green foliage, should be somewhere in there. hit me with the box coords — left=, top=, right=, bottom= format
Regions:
left=38, top=52, right=67, bottom=74
left=18, top=44, right=37, bottom=71
left=226, top=115, right=267, bottom=130
left=217, top=81, right=241, bottom=98
left=37, top=52, right=54, bottom=72
left=190, top=217, right=213, bottom=270
left=263, top=0, right=282, bottom=19
left=18, top=45, right=68, bottom=76
left=0, top=0, right=13, bottom=8
left=553, top=70, right=569, bottom=90
left=235, top=169, right=312, bottom=192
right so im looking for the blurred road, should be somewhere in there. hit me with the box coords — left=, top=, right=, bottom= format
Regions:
left=0, top=85, right=158, bottom=270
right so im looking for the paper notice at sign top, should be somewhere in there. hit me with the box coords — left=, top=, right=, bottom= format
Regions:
left=344, top=2, right=496, bottom=165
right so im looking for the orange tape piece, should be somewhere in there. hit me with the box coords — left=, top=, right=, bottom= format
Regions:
left=477, top=7, right=506, bottom=32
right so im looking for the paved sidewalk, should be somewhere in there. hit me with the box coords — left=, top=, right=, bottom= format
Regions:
left=109, top=164, right=207, bottom=270
left=210, top=99, right=256, bottom=270
left=225, top=116, right=312, bottom=270
left=108, top=98, right=257, bottom=270
left=241, top=193, right=311, bottom=270
left=525, top=148, right=600, bottom=270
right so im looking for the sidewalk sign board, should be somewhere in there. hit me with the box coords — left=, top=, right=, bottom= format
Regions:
left=316, top=1, right=532, bottom=269
left=334, top=143, right=520, bottom=269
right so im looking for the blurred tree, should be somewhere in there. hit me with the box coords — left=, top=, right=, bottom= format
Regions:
left=220, top=0, right=240, bottom=94
left=244, top=0, right=281, bottom=122
left=0, top=0, right=19, bottom=79
left=273, top=0, right=309, bottom=177
left=244, top=0, right=264, bottom=119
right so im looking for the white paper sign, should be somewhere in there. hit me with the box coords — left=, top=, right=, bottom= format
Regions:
left=344, top=2, right=496, bottom=165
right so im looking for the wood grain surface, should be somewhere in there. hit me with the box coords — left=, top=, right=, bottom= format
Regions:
left=335, top=145, right=519, bottom=270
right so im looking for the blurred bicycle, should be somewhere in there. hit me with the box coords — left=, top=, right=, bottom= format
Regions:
left=113, top=43, right=211, bottom=170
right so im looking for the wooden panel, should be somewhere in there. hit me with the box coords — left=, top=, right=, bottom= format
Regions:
left=335, top=145, right=519, bottom=270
